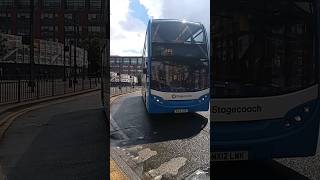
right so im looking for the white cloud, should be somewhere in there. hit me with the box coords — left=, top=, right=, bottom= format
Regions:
left=138, top=0, right=163, bottom=18
left=110, top=0, right=146, bottom=56
left=139, top=0, right=210, bottom=33
left=110, top=0, right=210, bottom=56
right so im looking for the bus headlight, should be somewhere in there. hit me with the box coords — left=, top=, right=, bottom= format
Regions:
left=152, top=95, right=164, bottom=104
left=283, top=101, right=315, bottom=128
left=199, top=94, right=209, bottom=102
left=304, top=107, right=310, bottom=113
left=294, top=115, right=302, bottom=122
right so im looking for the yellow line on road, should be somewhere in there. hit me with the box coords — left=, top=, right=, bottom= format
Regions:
left=110, top=159, right=129, bottom=180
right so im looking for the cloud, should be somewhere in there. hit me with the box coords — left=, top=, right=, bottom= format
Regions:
left=139, top=0, right=210, bottom=32
left=110, top=0, right=146, bottom=56
left=138, top=0, right=163, bottom=18
left=110, top=0, right=210, bottom=56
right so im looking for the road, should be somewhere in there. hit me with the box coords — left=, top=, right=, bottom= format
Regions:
left=276, top=133, right=320, bottom=180
left=110, top=92, right=210, bottom=179
left=1, top=89, right=319, bottom=180
left=0, top=91, right=107, bottom=180
left=212, top=150, right=320, bottom=180
left=211, top=98, right=320, bottom=180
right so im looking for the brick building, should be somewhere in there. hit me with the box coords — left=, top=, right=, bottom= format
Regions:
left=0, top=0, right=106, bottom=44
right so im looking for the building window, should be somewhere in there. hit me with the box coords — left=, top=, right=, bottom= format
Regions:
left=16, top=0, right=30, bottom=7
left=88, top=13, right=97, bottom=20
left=64, top=26, right=74, bottom=32
left=17, top=13, right=30, bottom=19
left=90, top=0, right=101, bottom=9
left=0, top=0, right=14, bottom=7
left=44, top=0, right=61, bottom=8
left=0, top=13, right=9, bottom=17
left=64, top=13, right=72, bottom=19
left=41, top=13, right=54, bottom=19
left=17, top=28, right=30, bottom=35
left=88, top=26, right=100, bottom=32
left=66, top=0, right=85, bottom=9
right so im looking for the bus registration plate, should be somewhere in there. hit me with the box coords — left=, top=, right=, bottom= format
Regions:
left=212, top=151, right=248, bottom=161
left=174, top=109, right=188, bottom=113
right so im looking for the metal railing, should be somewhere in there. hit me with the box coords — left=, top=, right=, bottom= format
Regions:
left=0, top=77, right=100, bottom=105
left=110, top=86, right=140, bottom=97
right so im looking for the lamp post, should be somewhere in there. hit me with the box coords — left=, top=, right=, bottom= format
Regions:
left=69, top=40, right=72, bottom=87
left=73, top=22, right=78, bottom=84
left=72, top=13, right=79, bottom=85
left=28, top=0, right=35, bottom=92
left=63, top=25, right=66, bottom=82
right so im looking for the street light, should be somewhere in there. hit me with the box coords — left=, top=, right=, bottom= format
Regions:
left=63, top=44, right=69, bottom=82
left=69, top=40, right=73, bottom=87
left=28, top=0, right=35, bottom=92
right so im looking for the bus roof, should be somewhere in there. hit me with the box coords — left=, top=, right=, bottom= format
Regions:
left=150, top=19, right=203, bottom=26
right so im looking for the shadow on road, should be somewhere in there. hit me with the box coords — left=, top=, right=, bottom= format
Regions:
left=212, top=160, right=310, bottom=180
left=2, top=108, right=107, bottom=180
left=110, top=95, right=208, bottom=147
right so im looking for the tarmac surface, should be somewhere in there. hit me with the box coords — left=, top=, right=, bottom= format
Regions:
left=110, top=92, right=210, bottom=179
left=0, top=91, right=107, bottom=180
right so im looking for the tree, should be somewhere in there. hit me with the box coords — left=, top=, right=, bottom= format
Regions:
left=78, top=32, right=103, bottom=77
left=0, top=34, right=8, bottom=58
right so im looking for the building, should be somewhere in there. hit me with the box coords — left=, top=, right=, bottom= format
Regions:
left=110, top=56, right=143, bottom=77
left=0, top=0, right=106, bottom=44
left=0, top=33, right=87, bottom=67
left=0, top=0, right=107, bottom=79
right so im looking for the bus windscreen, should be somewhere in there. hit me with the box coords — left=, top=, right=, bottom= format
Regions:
left=150, top=21, right=209, bottom=92
left=212, top=0, right=316, bottom=98
left=151, top=21, right=206, bottom=44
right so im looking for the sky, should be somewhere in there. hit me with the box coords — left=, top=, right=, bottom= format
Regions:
left=110, top=0, right=210, bottom=56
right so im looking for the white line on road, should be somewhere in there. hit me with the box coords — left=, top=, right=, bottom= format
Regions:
left=132, top=148, right=157, bottom=163
left=146, top=157, right=187, bottom=179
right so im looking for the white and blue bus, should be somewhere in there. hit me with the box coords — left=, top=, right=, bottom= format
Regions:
left=212, top=0, right=320, bottom=160
left=141, top=19, right=210, bottom=114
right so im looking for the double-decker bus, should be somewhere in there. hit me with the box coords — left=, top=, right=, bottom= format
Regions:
left=212, top=0, right=320, bottom=160
left=141, top=19, right=210, bottom=114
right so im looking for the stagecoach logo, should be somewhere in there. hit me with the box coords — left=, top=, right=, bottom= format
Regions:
left=212, top=105, right=262, bottom=115
left=171, top=94, right=192, bottom=99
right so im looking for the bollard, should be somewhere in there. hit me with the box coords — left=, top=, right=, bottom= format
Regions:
left=36, top=79, right=39, bottom=99
left=52, top=77, right=55, bottom=96
left=0, top=81, right=2, bottom=103
left=18, top=79, right=21, bottom=103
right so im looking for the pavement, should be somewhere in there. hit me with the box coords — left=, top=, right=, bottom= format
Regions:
left=0, top=79, right=98, bottom=106
left=110, top=92, right=210, bottom=179
left=0, top=91, right=107, bottom=180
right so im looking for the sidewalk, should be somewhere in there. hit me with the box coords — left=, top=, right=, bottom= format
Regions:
left=0, top=88, right=99, bottom=141
left=0, top=87, right=99, bottom=115
left=110, top=158, right=129, bottom=180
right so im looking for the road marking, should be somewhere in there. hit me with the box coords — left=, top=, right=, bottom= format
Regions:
left=133, top=148, right=157, bottom=163
left=110, top=159, right=129, bottom=180
left=127, top=145, right=143, bottom=152
left=185, top=169, right=210, bottom=180
left=146, top=157, right=187, bottom=179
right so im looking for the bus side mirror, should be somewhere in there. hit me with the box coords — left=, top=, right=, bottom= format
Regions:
left=143, top=68, right=147, bottom=74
